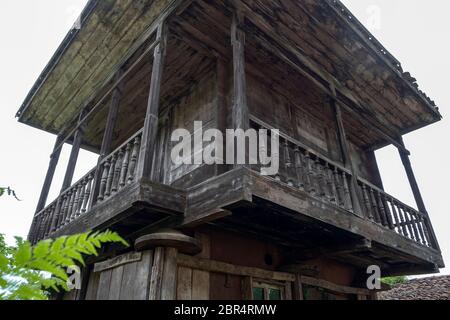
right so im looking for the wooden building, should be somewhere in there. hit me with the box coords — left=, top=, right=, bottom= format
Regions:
left=18, top=0, right=444, bottom=300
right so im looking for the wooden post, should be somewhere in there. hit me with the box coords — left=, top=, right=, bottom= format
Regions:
left=329, top=86, right=363, bottom=217
left=61, top=111, right=85, bottom=192
left=100, top=71, right=124, bottom=158
left=231, top=9, right=249, bottom=132
left=137, top=22, right=168, bottom=180
left=90, top=72, right=124, bottom=205
left=398, top=137, right=440, bottom=251
left=35, top=135, right=63, bottom=213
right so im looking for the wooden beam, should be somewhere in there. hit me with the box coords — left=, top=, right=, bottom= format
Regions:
left=100, top=71, right=124, bottom=157
left=398, top=137, right=440, bottom=251
left=231, top=8, right=249, bottom=132
left=137, top=22, right=168, bottom=180
left=177, top=254, right=295, bottom=282
left=35, top=135, right=63, bottom=213
left=331, top=86, right=363, bottom=217
left=61, top=111, right=85, bottom=192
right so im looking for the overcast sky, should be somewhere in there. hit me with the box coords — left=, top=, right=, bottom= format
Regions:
left=0, top=1, right=448, bottom=276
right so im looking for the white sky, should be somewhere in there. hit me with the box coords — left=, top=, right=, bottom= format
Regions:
left=0, top=1, right=448, bottom=276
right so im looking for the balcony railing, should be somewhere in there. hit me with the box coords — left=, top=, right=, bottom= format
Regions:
left=29, top=130, right=143, bottom=244
left=29, top=118, right=437, bottom=251
left=250, top=118, right=438, bottom=250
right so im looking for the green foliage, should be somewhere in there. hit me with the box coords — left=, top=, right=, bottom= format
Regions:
left=381, top=276, right=408, bottom=286
left=0, top=231, right=128, bottom=300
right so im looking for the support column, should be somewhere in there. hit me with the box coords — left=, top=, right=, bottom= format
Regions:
left=135, top=229, right=201, bottom=300
left=330, top=87, right=363, bottom=217
left=35, top=135, right=63, bottom=213
left=398, top=137, right=440, bottom=250
left=137, top=22, right=168, bottom=180
left=61, top=111, right=85, bottom=192
left=91, top=72, right=124, bottom=205
left=100, top=70, right=124, bottom=158
left=231, top=9, right=249, bottom=132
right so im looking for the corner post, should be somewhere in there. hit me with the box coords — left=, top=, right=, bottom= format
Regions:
left=231, top=8, right=249, bottom=132
left=61, top=110, right=86, bottom=192
left=137, top=22, right=168, bottom=181
left=398, top=137, right=440, bottom=250
left=35, top=134, right=63, bottom=213
left=90, top=71, right=124, bottom=205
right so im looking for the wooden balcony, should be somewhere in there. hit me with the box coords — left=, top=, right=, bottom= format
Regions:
left=28, top=119, right=444, bottom=276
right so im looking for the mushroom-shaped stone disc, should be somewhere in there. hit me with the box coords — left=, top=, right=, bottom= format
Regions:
left=134, top=229, right=202, bottom=255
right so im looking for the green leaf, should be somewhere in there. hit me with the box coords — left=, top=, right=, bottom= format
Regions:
left=13, top=242, right=32, bottom=267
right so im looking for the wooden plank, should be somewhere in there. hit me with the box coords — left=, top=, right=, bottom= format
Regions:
left=149, top=247, right=165, bottom=300
left=108, top=265, right=124, bottom=300
left=93, top=252, right=142, bottom=273
left=192, top=270, right=210, bottom=300
left=96, top=269, right=112, bottom=300
left=176, top=266, right=193, bottom=300
left=161, top=247, right=178, bottom=300
left=85, top=270, right=100, bottom=300
left=118, top=259, right=138, bottom=300
left=293, top=274, right=304, bottom=300
left=134, top=250, right=153, bottom=300
left=241, top=276, right=253, bottom=300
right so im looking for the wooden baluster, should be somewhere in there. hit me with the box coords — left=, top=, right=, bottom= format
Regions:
left=120, top=144, right=131, bottom=188
left=37, top=214, right=46, bottom=241
left=67, top=190, right=76, bottom=223
left=412, top=211, right=427, bottom=246
left=76, top=182, right=85, bottom=217
left=283, top=140, right=294, bottom=187
left=98, top=161, right=110, bottom=201
left=56, top=195, right=66, bottom=228
left=45, top=206, right=55, bottom=237
left=381, top=194, right=395, bottom=230
left=394, top=200, right=409, bottom=237
left=376, top=191, right=388, bottom=227
left=326, top=164, right=337, bottom=204
left=128, top=136, right=141, bottom=183
left=62, top=192, right=71, bottom=225
left=361, top=184, right=373, bottom=221
left=369, top=188, right=381, bottom=224
left=334, top=167, right=344, bottom=207
left=400, top=205, right=415, bottom=240
left=112, top=149, right=123, bottom=194
left=306, top=152, right=315, bottom=195
left=407, top=208, right=421, bottom=243
left=315, top=157, right=326, bottom=199
left=418, top=214, right=431, bottom=246
left=293, top=147, right=304, bottom=190
left=81, top=175, right=93, bottom=213
left=105, top=155, right=116, bottom=198
left=72, top=185, right=81, bottom=219
left=389, top=197, right=403, bottom=236
left=274, top=137, right=282, bottom=182
left=342, top=172, right=353, bottom=212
